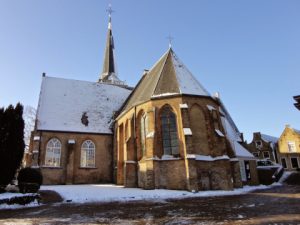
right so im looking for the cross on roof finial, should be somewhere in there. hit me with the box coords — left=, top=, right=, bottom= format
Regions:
left=167, top=35, right=174, bottom=48
left=106, top=4, right=114, bottom=17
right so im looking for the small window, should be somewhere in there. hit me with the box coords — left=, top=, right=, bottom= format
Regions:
left=291, top=157, right=299, bottom=169
left=45, top=138, right=61, bottom=167
left=281, top=158, right=287, bottom=168
left=263, top=151, right=270, bottom=159
left=255, top=141, right=262, bottom=149
left=288, top=142, right=296, bottom=153
left=253, top=152, right=259, bottom=157
left=81, top=140, right=95, bottom=167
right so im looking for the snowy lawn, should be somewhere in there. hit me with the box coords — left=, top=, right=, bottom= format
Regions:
left=41, top=183, right=281, bottom=204
left=0, top=192, right=34, bottom=200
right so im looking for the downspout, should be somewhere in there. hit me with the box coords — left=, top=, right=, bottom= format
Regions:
left=134, top=106, right=138, bottom=187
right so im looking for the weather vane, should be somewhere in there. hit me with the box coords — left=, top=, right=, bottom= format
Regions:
left=167, top=35, right=174, bottom=48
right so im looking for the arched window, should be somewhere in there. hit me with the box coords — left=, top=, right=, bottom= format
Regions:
left=81, top=140, right=95, bottom=167
left=45, top=138, right=61, bottom=167
left=160, top=106, right=179, bottom=156
left=140, top=113, right=148, bottom=157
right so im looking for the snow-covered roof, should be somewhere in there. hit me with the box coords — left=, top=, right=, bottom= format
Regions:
left=261, top=134, right=278, bottom=144
left=122, top=48, right=210, bottom=112
left=220, top=105, right=254, bottom=160
left=36, top=76, right=131, bottom=134
left=221, top=116, right=242, bottom=142
left=232, top=141, right=255, bottom=159
left=172, top=50, right=210, bottom=96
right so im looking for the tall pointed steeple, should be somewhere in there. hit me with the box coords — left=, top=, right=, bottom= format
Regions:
left=98, top=5, right=123, bottom=85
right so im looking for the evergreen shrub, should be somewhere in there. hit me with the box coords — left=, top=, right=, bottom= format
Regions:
left=17, top=168, right=43, bottom=193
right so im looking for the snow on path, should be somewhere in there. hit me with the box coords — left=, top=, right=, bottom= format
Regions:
left=0, top=192, right=34, bottom=200
left=0, top=200, right=40, bottom=210
left=0, top=193, right=40, bottom=210
left=41, top=183, right=281, bottom=204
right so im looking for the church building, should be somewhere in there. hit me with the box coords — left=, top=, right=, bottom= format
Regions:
left=27, top=11, right=258, bottom=191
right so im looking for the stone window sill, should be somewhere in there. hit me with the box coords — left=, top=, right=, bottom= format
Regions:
left=145, top=155, right=182, bottom=161
left=79, top=167, right=98, bottom=169
left=42, top=166, right=63, bottom=169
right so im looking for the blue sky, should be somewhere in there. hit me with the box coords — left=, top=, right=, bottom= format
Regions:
left=0, top=0, right=299, bottom=141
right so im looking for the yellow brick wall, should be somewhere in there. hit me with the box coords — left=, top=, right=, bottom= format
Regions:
left=278, top=126, right=300, bottom=170
left=115, top=95, right=248, bottom=190
left=279, top=127, right=300, bottom=153
left=29, top=131, right=113, bottom=184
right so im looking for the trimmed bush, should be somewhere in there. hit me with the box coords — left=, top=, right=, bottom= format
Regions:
left=17, top=168, right=43, bottom=193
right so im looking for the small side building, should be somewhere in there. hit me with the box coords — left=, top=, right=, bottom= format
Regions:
left=278, top=125, right=300, bottom=170
left=28, top=76, right=131, bottom=184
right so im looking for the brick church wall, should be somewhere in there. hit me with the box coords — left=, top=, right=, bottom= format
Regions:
left=116, top=95, right=242, bottom=191
left=30, top=131, right=113, bottom=184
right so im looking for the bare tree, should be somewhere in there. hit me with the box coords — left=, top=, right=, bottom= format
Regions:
left=23, top=106, right=36, bottom=150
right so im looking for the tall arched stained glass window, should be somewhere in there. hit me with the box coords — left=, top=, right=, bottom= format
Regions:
left=160, top=106, right=179, bottom=156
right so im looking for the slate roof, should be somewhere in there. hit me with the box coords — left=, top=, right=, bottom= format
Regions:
left=261, top=134, right=278, bottom=143
left=122, top=48, right=210, bottom=112
left=36, top=76, right=131, bottom=134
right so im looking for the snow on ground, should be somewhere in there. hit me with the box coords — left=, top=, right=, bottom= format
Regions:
left=41, top=183, right=281, bottom=204
left=0, top=192, right=36, bottom=200
left=278, top=171, right=294, bottom=183
left=0, top=193, right=40, bottom=210
left=0, top=200, right=40, bottom=210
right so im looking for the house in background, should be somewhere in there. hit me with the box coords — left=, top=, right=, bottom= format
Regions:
left=245, top=132, right=278, bottom=163
left=277, top=125, right=300, bottom=170
left=293, top=95, right=300, bottom=111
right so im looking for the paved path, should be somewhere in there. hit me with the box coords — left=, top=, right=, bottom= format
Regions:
left=0, top=185, right=300, bottom=224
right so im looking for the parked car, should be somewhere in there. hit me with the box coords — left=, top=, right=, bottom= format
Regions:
left=257, top=159, right=279, bottom=167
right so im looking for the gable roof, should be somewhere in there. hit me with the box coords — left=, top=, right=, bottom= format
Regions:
left=281, top=125, right=300, bottom=138
left=122, top=48, right=210, bottom=112
left=36, top=76, right=131, bottom=134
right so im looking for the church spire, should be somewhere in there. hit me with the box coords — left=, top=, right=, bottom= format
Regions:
left=98, top=4, right=123, bottom=85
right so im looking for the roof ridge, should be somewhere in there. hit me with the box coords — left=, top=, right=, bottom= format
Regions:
left=149, top=48, right=172, bottom=97
left=152, top=48, right=180, bottom=96
left=171, top=51, right=210, bottom=96
left=261, top=133, right=278, bottom=138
